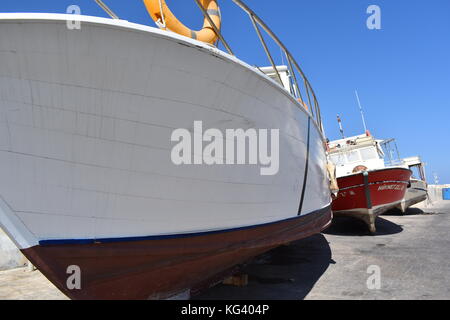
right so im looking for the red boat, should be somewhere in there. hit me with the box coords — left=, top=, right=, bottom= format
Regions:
left=332, top=167, right=411, bottom=233
left=328, top=133, right=411, bottom=233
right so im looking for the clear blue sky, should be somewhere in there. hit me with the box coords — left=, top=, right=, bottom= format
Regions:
left=2, top=0, right=450, bottom=183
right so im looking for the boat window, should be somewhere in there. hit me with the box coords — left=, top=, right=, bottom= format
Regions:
left=329, top=154, right=346, bottom=166
left=346, top=151, right=361, bottom=163
left=409, top=165, right=421, bottom=180
left=360, top=147, right=378, bottom=161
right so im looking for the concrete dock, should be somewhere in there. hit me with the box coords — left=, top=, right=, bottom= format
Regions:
left=0, top=201, right=449, bottom=300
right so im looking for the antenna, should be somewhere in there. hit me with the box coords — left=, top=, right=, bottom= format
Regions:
left=355, top=90, right=368, bottom=133
left=94, top=0, right=119, bottom=19
left=433, top=172, right=439, bottom=185
left=337, top=114, right=345, bottom=139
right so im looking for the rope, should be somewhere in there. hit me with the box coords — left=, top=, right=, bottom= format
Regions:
left=157, top=0, right=166, bottom=29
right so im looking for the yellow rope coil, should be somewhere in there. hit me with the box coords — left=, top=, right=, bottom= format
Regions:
left=144, top=0, right=221, bottom=44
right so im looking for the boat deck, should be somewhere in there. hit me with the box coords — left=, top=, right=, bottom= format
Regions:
left=1, top=201, right=449, bottom=300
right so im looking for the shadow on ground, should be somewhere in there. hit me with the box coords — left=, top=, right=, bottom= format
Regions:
left=323, top=216, right=403, bottom=236
left=194, top=234, right=332, bottom=300
left=383, top=207, right=426, bottom=216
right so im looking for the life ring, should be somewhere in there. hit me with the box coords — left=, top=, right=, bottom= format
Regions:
left=143, top=0, right=221, bottom=44
left=353, top=165, right=368, bottom=173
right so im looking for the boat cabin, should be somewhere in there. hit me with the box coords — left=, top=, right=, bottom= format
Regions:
left=259, top=65, right=299, bottom=97
left=403, top=156, right=427, bottom=182
left=327, top=134, right=386, bottom=177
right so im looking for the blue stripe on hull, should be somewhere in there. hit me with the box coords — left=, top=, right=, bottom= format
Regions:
left=39, top=205, right=331, bottom=246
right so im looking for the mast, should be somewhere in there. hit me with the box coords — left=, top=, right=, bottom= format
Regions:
left=337, top=114, right=345, bottom=139
left=355, top=90, right=368, bottom=133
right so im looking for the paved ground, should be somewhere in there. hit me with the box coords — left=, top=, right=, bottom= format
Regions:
left=1, top=201, right=449, bottom=300
left=0, top=267, right=66, bottom=300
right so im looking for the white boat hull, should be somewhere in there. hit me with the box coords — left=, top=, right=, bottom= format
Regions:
left=398, top=179, right=428, bottom=212
left=0, top=14, right=331, bottom=249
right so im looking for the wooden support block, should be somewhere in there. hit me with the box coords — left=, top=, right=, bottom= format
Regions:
left=223, top=274, right=248, bottom=287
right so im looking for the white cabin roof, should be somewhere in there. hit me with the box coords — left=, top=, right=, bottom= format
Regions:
left=403, top=156, right=423, bottom=167
left=328, top=133, right=379, bottom=154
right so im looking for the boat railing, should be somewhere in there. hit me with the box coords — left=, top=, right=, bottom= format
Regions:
left=93, top=0, right=324, bottom=133
left=201, top=0, right=323, bottom=133
left=380, top=138, right=406, bottom=167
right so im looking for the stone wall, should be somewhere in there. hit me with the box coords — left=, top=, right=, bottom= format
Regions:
left=428, top=184, right=450, bottom=203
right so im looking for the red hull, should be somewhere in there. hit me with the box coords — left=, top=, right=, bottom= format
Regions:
left=21, top=206, right=331, bottom=300
left=332, top=168, right=411, bottom=232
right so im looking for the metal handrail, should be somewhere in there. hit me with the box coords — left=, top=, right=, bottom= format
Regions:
left=193, top=0, right=323, bottom=133
left=193, top=0, right=234, bottom=56
left=94, top=0, right=119, bottom=19
left=249, top=14, right=283, bottom=85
